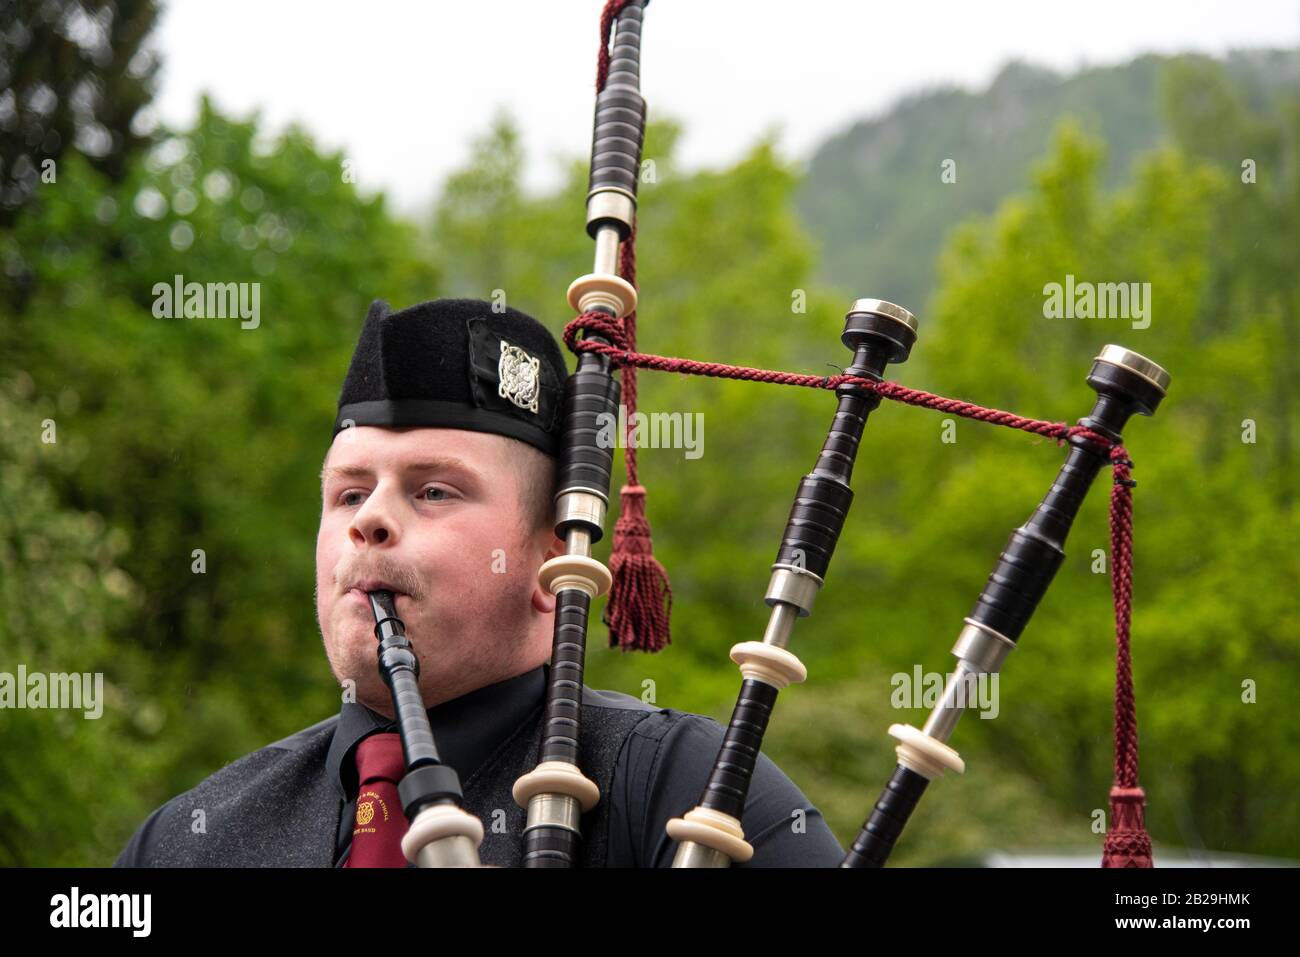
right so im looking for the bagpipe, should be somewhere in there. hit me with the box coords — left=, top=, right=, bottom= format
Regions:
left=370, top=0, right=1168, bottom=868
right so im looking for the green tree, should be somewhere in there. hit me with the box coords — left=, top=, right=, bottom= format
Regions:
left=896, top=116, right=1300, bottom=858
left=0, top=98, right=440, bottom=864
left=0, top=0, right=161, bottom=229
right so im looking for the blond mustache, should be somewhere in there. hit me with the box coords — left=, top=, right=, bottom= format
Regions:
left=333, top=556, right=426, bottom=601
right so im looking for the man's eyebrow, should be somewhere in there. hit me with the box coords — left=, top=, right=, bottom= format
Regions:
left=320, top=457, right=485, bottom=485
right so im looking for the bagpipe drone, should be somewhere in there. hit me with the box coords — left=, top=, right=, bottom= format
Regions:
left=369, top=0, right=1167, bottom=868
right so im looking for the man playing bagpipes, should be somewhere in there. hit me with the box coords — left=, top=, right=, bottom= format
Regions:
left=114, top=297, right=846, bottom=868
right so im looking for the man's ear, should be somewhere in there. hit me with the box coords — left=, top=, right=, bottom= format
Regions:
left=530, top=531, right=565, bottom=614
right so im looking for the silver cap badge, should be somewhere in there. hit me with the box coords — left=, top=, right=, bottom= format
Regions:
left=498, top=339, right=540, bottom=413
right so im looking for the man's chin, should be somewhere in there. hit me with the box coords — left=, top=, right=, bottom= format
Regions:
left=324, top=615, right=380, bottom=686
left=337, top=659, right=390, bottom=715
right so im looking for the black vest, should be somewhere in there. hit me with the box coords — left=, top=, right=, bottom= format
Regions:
left=140, top=689, right=656, bottom=867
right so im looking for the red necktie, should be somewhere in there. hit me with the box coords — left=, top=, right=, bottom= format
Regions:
left=345, top=732, right=410, bottom=868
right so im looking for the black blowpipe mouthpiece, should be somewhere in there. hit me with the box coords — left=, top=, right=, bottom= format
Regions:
left=368, top=589, right=399, bottom=625
left=365, top=589, right=464, bottom=819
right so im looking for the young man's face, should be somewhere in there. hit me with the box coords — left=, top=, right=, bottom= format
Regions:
left=316, top=425, right=562, bottom=713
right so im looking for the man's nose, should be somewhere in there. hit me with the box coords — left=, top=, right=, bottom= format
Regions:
left=348, top=489, right=402, bottom=548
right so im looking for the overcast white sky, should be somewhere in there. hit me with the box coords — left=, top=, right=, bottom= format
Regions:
left=153, top=1, right=1300, bottom=212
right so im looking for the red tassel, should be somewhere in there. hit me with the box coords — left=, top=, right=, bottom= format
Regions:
left=1102, top=786, right=1153, bottom=867
left=603, top=484, right=672, bottom=652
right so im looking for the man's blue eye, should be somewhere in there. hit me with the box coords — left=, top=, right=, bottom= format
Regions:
left=423, top=487, right=447, bottom=502
left=341, top=491, right=365, bottom=506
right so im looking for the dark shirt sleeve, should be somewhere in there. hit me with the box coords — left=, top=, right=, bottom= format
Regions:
left=608, top=710, right=845, bottom=867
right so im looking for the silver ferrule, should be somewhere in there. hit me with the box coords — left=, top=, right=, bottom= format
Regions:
left=524, top=793, right=582, bottom=835
left=554, top=489, right=608, bottom=543
left=588, top=193, right=636, bottom=246
left=414, top=834, right=481, bottom=869
left=764, top=564, right=824, bottom=618
left=951, top=618, right=1016, bottom=673
left=671, top=841, right=732, bottom=869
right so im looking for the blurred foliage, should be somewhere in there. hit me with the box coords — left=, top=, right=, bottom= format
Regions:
left=0, top=96, right=440, bottom=864
left=0, top=369, right=142, bottom=864
left=0, top=43, right=1296, bottom=866
left=0, top=0, right=161, bottom=227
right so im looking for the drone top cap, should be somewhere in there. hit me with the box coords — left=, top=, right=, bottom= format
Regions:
left=1089, top=345, right=1170, bottom=418
left=843, top=298, right=920, bottom=364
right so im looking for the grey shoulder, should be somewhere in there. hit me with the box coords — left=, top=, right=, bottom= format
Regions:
left=580, top=685, right=662, bottom=714
left=183, top=713, right=338, bottom=797
left=115, top=714, right=339, bottom=866
left=579, top=690, right=729, bottom=756
left=265, top=713, right=339, bottom=751
left=579, top=686, right=722, bottom=735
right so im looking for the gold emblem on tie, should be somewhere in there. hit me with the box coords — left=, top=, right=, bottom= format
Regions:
left=356, top=800, right=375, bottom=826
left=354, top=790, right=391, bottom=834
left=498, top=340, right=540, bottom=413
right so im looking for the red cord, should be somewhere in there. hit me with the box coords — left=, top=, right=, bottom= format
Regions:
left=565, top=308, right=1152, bottom=864
left=594, top=1, right=673, bottom=653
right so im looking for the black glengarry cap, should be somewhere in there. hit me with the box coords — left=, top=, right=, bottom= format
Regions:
left=332, top=298, right=569, bottom=456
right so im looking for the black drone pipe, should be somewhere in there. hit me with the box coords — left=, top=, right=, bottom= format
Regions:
left=667, top=299, right=920, bottom=867
left=510, top=0, right=649, bottom=868
left=840, top=346, right=1170, bottom=868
